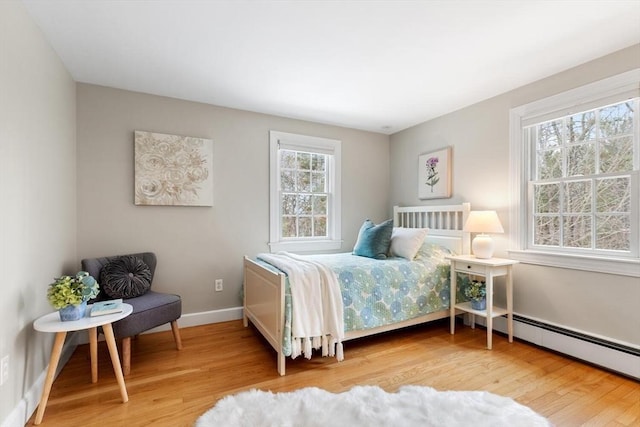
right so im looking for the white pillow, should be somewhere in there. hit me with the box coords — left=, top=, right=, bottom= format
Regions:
left=389, top=227, right=429, bottom=260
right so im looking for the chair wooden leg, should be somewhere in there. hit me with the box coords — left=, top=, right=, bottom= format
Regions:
left=171, top=320, right=183, bottom=350
left=122, top=337, right=131, bottom=376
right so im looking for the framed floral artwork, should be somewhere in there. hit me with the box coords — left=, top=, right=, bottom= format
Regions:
left=418, top=146, right=451, bottom=199
left=134, top=131, right=213, bottom=206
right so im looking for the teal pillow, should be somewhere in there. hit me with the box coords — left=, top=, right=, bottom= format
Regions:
left=353, top=219, right=394, bottom=259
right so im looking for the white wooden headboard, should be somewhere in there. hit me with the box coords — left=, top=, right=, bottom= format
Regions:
left=393, top=203, right=471, bottom=255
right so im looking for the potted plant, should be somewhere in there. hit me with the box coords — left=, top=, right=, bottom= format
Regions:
left=47, top=271, right=100, bottom=321
left=464, top=279, right=487, bottom=310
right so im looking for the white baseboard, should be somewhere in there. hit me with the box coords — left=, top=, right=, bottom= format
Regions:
left=145, top=306, right=244, bottom=333
left=0, top=405, right=23, bottom=427
left=463, top=314, right=640, bottom=380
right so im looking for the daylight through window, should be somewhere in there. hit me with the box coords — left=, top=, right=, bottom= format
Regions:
left=509, top=69, right=640, bottom=276
left=526, top=99, right=638, bottom=253
left=280, top=149, right=329, bottom=239
left=269, top=131, right=342, bottom=252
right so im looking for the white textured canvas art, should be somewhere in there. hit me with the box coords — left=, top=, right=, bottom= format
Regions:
left=134, top=131, right=213, bottom=206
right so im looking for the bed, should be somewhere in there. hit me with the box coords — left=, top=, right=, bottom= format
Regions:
left=243, top=203, right=471, bottom=375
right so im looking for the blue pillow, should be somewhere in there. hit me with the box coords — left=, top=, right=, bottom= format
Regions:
left=353, top=219, right=394, bottom=259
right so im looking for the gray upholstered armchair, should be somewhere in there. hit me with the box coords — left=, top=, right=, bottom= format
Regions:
left=81, top=252, right=182, bottom=375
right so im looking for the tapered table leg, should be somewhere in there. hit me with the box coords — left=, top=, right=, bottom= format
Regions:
left=34, top=332, right=66, bottom=425
left=89, top=327, right=98, bottom=383
left=102, top=323, right=129, bottom=403
left=507, top=266, right=514, bottom=343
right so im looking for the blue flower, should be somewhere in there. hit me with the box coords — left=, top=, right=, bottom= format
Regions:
left=342, top=293, right=353, bottom=306
left=360, top=307, right=374, bottom=327
left=398, top=282, right=410, bottom=296
left=339, top=271, right=354, bottom=285
left=391, top=300, right=402, bottom=318
left=371, top=268, right=384, bottom=282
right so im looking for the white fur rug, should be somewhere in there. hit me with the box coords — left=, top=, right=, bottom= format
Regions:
left=195, top=385, right=550, bottom=427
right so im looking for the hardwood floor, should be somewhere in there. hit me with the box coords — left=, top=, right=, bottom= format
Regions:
left=27, top=319, right=639, bottom=426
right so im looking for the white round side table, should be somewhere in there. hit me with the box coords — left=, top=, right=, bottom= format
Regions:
left=32, top=303, right=133, bottom=425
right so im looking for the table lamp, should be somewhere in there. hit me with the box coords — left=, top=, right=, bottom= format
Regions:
left=463, top=210, right=504, bottom=259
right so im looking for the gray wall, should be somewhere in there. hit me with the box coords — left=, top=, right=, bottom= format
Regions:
left=76, top=84, right=390, bottom=314
left=390, top=44, right=640, bottom=346
left=0, top=1, right=77, bottom=423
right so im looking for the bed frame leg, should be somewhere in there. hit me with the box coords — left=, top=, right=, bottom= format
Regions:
left=277, top=352, right=286, bottom=376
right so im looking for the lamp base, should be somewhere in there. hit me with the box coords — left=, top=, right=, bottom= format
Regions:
left=472, top=234, right=494, bottom=259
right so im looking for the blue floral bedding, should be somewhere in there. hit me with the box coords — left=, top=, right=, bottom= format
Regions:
left=256, top=244, right=470, bottom=357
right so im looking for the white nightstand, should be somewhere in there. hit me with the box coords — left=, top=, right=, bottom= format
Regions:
left=446, top=255, right=519, bottom=349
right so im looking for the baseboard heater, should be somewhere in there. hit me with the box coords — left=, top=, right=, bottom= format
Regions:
left=514, top=315, right=639, bottom=356
left=469, top=314, right=639, bottom=380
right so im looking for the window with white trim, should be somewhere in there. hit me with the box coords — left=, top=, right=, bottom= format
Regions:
left=269, top=131, right=342, bottom=252
left=509, top=70, right=640, bottom=277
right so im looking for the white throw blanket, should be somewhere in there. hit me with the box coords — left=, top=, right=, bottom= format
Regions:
left=257, top=252, right=344, bottom=361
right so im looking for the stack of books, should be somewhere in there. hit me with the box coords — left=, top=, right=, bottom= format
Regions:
left=90, top=299, right=124, bottom=317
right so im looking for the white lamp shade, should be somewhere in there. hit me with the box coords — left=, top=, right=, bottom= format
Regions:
left=463, top=211, right=504, bottom=233
left=464, top=211, right=504, bottom=259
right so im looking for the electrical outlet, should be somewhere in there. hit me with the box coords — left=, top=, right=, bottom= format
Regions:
left=0, top=355, right=8, bottom=386
left=214, top=279, right=223, bottom=292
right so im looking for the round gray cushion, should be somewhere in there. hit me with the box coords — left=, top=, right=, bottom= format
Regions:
left=100, top=255, right=152, bottom=299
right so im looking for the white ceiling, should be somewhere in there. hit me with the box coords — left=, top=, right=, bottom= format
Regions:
left=22, top=0, right=640, bottom=134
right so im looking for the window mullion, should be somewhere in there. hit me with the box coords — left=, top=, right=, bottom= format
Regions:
left=591, top=108, right=599, bottom=251
left=591, top=176, right=597, bottom=250
left=561, top=116, right=567, bottom=179
left=595, top=107, right=602, bottom=175
left=635, top=99, right=640, bottom=170
left=559, top=179, right=565, bottom=249
left=527, top=128, right=536, bottom=249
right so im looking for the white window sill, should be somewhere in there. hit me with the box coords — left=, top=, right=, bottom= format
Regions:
left=269, top=239, right=343, bottom=253
left=508, top=249, right=640, bottom=277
